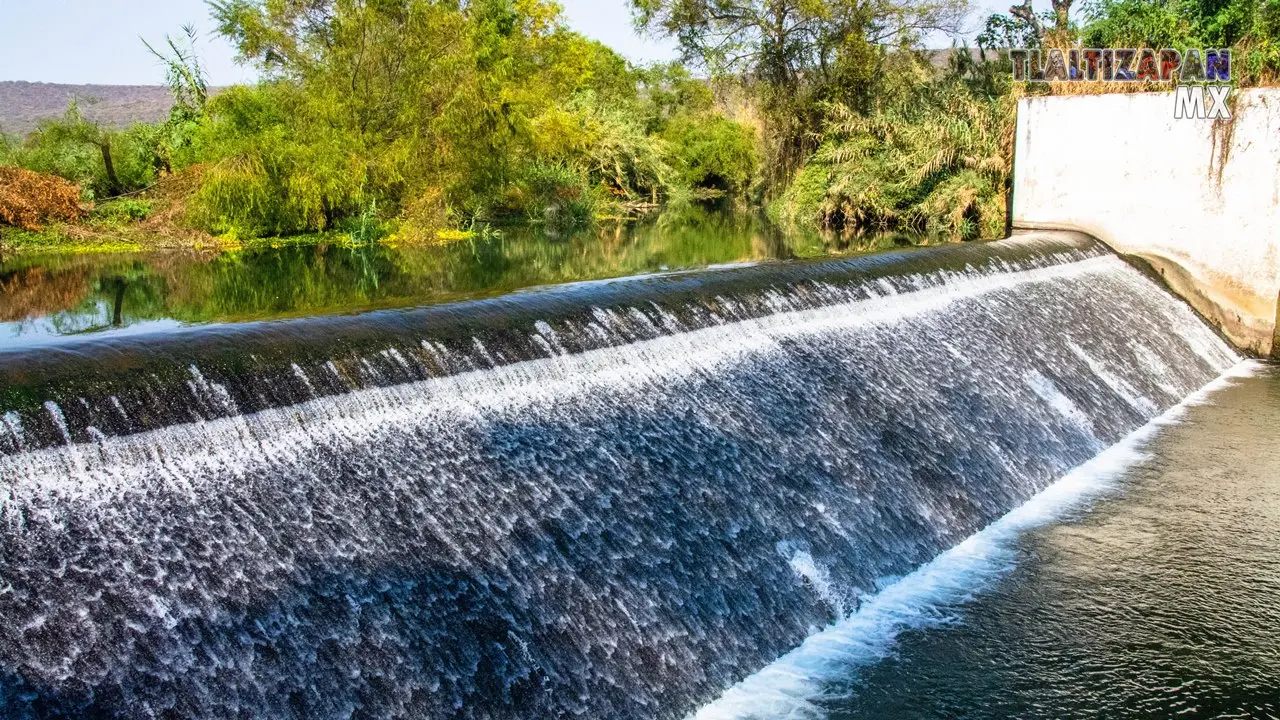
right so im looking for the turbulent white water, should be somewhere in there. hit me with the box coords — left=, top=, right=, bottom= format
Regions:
left=1, top=255, right=1185, bottom=505
left=691, top=362, right=1259, bottom=720
left=0, top=241, right=1240, bottom=719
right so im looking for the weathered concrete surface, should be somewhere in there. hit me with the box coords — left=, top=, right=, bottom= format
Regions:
left=1013, top=89, right=1280, bottom=356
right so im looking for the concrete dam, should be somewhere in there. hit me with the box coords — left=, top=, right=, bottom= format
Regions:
left=1012, top=88, right=1280, bottom=357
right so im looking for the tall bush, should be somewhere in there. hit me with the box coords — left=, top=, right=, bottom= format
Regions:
left=773, top=51, right=1013, bottom=239
left=5, top=103, right=159, bottom=200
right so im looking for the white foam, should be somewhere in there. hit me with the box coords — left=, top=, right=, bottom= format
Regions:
left=779, top=542, right=853, bottom=619
left=1023, top=369, right=1098, bottom=442
left=0, top=256, right=1239, bottom=519
left=689, top=361, right=1261, bottom=720
left=2, top=411, right=23, bottom=449
left=1068, top=341, right=1158, bottom=416
left=0, top=257, right=1133, bottom=507
left=291, top=363, right=317, bottom=397
left=42, top=401, right=71, bottom=446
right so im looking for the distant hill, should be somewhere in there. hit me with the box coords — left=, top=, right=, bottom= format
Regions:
left=0, top=82, right=177, bottom=137
left=924, top=47, right=990, bottom=70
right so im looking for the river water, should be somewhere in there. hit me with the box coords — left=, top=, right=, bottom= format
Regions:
left=819, top=363, right=1280, bottom=720
left=0, top=218, right=1271, bottom=719
left=0, top=207, right=913, bottom=347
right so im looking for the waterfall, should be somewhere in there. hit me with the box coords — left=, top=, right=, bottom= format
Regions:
left=0, top=236, right=1238, bottom=719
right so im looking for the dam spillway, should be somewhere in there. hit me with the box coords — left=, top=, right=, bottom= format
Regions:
left=0, top=236, right=1240, bottom=718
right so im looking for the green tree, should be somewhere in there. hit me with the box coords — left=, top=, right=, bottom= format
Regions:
left=662, top=114, right=757, bottom=194
left=1076, top=0, right=1280, bottom=82
left=143, top=24, right=211, bottom=172
left=772, top=49, right=1013, bottom=239
left=193, top=0, right=757, bottom=236
left=631, top=0, right=967, bottom=86
left=201, top=0, right=657, bottom=230
left=9, top=102, right=159, bottom=199
left=632, top=0, right=970, bottom=186
left=34, top=104, right=124, bottom=196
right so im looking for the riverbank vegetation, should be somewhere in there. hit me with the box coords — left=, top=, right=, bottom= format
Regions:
left=2, top=0, right=1278, bottom=252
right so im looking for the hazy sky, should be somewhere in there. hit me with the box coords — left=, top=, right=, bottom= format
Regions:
left=0, top=0, right=996, bottom=86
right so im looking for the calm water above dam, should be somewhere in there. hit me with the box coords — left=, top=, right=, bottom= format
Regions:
left=0, top=208, right=919, bottom=347
left=0, top=219, right=1271, bottom=719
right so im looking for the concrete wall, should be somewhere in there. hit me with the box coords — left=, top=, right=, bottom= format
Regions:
left=1013, top=89, right=1280, bottom=356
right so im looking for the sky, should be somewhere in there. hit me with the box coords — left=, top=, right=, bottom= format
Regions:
left=0, top=0, right=999, bottom=86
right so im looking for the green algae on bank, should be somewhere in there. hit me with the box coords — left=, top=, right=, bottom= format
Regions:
left=0, top=227, right=145, bottom=256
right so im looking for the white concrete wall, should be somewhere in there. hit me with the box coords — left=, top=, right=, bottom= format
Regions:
left=1013, top=89, right=1280, bottom=356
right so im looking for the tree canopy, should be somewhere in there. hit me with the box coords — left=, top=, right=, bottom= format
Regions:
left=631, top=0, right=969, bottom=90
left=4, top=0, right=1279, bottom=246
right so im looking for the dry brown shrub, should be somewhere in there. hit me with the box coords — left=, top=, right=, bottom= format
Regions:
left=145, top=164, right=206, bottom=205
left=0, top=166, right=85, bottom=230
left=132, top=166, right=221, bottom=247
left=1044, top=79, right=1174, bottom=96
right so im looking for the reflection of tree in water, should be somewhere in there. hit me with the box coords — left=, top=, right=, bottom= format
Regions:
left=188, top=243, right=408, bottom=320
left=351, top=243, right=387, bottom=296
left=2, top=208, right=930, bottom=339
left=105, top=276, right=127, bottom=327
left=752, top=223, right=796, bottom=261
left=48, top=264, right=167, bottom=335
left=817, top=228, right=923, bottom=255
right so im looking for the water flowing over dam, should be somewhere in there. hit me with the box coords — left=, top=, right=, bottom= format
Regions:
left=0, top=236, right=1239, bottom=718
